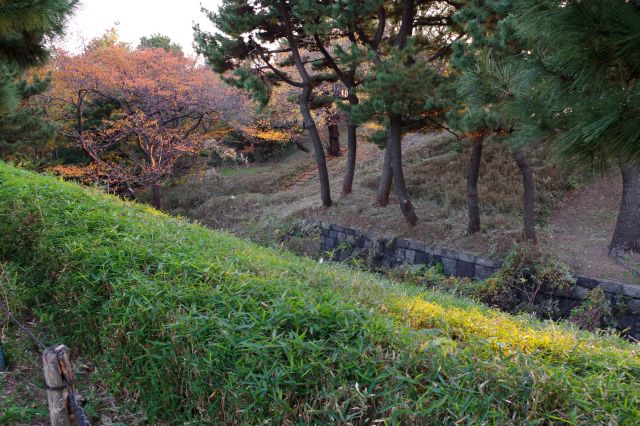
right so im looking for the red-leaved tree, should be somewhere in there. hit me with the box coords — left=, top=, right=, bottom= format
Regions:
left=48, top=45, right=246, bottom=208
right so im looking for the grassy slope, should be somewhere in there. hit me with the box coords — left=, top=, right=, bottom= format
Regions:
left=1, top=161, right=639, bottom=424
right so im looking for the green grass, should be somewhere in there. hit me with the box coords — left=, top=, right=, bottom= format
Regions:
left=0, top=161, right=639, bottom=424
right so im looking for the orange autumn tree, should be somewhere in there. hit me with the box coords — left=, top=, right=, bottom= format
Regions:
left=48, top=45, right=246, bottom=208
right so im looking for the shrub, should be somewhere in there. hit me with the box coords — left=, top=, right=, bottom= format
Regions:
left=569, top=288, right=614, bottom=331
left=476, top=245, right=575, bottom=317
left=0, top=162, right=639, bottom=424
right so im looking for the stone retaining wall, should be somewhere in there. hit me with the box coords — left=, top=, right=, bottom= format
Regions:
left=315, top=221, right=640, bottom=340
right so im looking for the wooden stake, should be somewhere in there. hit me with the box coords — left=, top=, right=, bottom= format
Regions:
left=43, top=345, right=71, bottom=426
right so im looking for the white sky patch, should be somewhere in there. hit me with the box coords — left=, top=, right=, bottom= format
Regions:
left=60, top=0, right=221, bottom=56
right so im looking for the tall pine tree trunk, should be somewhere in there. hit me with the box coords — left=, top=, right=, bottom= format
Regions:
left=467, top=136, right=484, bottom=234
left=513, top=149, right=536, bottom=243
left=377, top=0, right=416, bottom=225
left=299, top=84, right=332, bottom=207
left=342, top=93, right=359, bottom=196
left=389, top=114, right=418, bottom=226
left=375, top=134, right=393, bottom=207
left=609, top=159, right=640, bottom=256
left=326, top=123, right=341, bottom=157
left=279, top=5, right=332, bottom=208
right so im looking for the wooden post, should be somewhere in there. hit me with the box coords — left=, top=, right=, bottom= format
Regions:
left=43, top=345, right=72, bottom=426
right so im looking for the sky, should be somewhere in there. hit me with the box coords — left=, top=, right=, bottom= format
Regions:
left=61, top=0, right=221, bottom=56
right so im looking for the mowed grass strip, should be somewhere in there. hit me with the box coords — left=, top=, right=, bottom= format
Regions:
left=0, top=162, right=638, bottom=424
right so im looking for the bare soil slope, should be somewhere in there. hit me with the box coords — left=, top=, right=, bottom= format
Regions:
left=543, top=173, right=640, bottom=282
left=163, top=128, right=639, bottom=284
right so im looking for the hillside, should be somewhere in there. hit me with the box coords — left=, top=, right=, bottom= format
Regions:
left=159, top=129, right=639, bottom=284
left=1, top=162, right=639, bottom=424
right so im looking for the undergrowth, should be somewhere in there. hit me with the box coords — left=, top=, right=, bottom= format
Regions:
left=0, top=162, right=639, bottom=424
left=477, top=245, right=576, bottom=317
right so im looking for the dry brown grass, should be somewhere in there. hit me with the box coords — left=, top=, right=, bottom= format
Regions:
left=284, top=130, right=574, bottom=257
left=161, top=128, right=637, bottom=283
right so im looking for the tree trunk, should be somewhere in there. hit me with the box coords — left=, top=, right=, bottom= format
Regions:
left=326, top=123, right=341, bottom=157
left=376, top=0, right=416, bottom=224
left=151, top=180, right=161, bottom=210
left=299, top=85, right=332, bottom=207
left=375, top=134, right=393, bottom=207
left=513, top=149, right=536, bottom=243
left=279, top=5, right=332, bottom=208
left=389, top=114, right=418, bottom=226
left=341, top=122, right=357, bottom=195
left=609, top=159, right=640, bottom=255
left=342, top=93, right=359, bottom=196
left=467, top=136, right=484, bottom=234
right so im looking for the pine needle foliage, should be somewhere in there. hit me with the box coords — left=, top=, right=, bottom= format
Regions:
left=512, top=0, right=640, bottom=164
left=0, top=0, right=76, bottom=155
left=0, top=0, right=76, bottom=109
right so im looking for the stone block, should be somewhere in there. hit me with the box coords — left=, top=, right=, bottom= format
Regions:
left=395, top=248, right=406, bottom=261
left=431, top=255, right=443, bottom=266
left=622, top=284, right=640, bottom=298
left=325, top=237, right=335, bottom=249
left=628, top=299, right=640, bottom=314
left=617, top=314, right=634, bottom=331
left=574, top=275, right=599, bottom=289
left=441, top=248, right=458, bottom=260
left=415, top=250, right=430, bottom=265
left=442, top=258, right=457, bottom=276
left=475, top=265, right=495, bottom=280
left=396, top=239, right=410, bottom=249
left=329, top=230, right=338, bottom=239
left=405, top=249, right=416, bottom=264
left=475, top=257, right=502, bottom=269
left=455, top=251, right=476, bottom=263
left=598, top=280, right=623, bottom=295
left=409, top=240, right=425, bottom=251
left=569, top=285, right=590, bottom=300
left=427, top=246, right=442, bottom=256
left=457, top=260, right=475, bottom=278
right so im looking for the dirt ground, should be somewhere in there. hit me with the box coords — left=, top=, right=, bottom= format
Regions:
left=165, top=128, right=639, bottom=285
left=542, top=173, right=640, bottom=283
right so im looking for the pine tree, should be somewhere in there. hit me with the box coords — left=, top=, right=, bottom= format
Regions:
left=511, top=0, right=640, bottom=255
left=351, top=0, right=456, bottom=225
left=0, top=0, right=76, bottom=111
left=449, top=0, right=539, bottom=242
left=0, top=74, right=58, bottom=157
left=296, top=0, right=384, bottom=195
left=194, top=0, right=338, bottom=207
left=0, top=0, right=76, bottom=155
